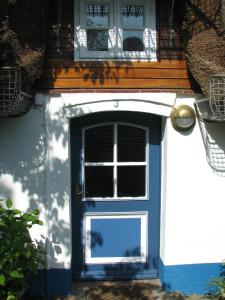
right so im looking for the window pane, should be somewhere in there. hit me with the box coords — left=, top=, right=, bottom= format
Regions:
left=118, top=166, right=145, bottom=197
left=117, top=125, right=146, bottom=162
left=87, top=29, right=109, bottom=51
left=86, top=4, right=109, bottom=27
left=122, top=5, right=144, bottom=28
left=85, top=166, right=113, bottom=197
left=85, top=125, right=113, bottom=162
left=123, top=30, right=144, bottom=51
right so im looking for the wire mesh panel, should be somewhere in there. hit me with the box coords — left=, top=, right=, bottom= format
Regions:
left=0, top=68, right=19, bottom=113
left=0, top=67, right=32, bottom=117
left=209, top=75, right=225, bottom=117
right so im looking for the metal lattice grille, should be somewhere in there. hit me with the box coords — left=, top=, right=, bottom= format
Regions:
left=209, top=75, right=225, bottom=116
left=0, top=67, right=20, bottom=112
left=0, top=67, right=32, bottom=117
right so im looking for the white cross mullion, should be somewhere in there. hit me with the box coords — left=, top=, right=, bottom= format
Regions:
left=113, top=123, right=118, bottom=198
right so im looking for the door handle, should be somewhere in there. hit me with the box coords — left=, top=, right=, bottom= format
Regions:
left=75, top=183, right=82, bottom=195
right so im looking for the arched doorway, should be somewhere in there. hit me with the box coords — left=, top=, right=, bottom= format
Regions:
left=70, top=111, right=161, bottom=280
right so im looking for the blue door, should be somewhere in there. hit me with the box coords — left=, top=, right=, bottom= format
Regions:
left=71, top=111, right=161, bottom=280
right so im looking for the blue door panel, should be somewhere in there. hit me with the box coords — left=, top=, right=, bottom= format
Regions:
left=70, top=111, right=161, bottom=281
left=90, top=218, right=141, bottom=258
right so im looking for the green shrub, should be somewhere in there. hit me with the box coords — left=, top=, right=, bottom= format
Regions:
left=209, top=262, right=225, bottom=299
left=0, top=198, right=45, bottom=300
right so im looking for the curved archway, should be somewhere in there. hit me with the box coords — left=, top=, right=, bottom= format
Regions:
left=62, top=93, right=176, bottom=119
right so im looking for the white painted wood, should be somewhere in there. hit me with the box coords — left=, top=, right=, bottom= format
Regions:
left=61, top=93, right=176, bottom=117
left=84, top=212, right=148, bottom=264
left=74, top=0, right=156, bottom=60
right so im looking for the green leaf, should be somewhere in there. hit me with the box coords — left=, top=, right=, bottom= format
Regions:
left=0, top=200, right=46, bottom=290
left=0, top=274, right=5, bottom=286
left=25, top=250, right=31, bottom=258
left=10, top=270, right=24, bottom=279
left=11, top=209, right=21, bottom=215
left=6, top=199, right=13, bottom=209
left=7, top=295, right=16, bottom=300
left=32, top=208, right=39, bottom=215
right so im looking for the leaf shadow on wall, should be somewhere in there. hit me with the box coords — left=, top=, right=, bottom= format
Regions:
left=0, top=104, right=72, bottom=297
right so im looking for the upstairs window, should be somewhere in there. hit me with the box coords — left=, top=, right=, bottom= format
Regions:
left=75, top=0, right=156, bottom=60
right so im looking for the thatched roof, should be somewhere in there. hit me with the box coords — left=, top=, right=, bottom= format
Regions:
left=0, top=0, right=224, bottom=105
left=182, top=0, right=225, bottom=95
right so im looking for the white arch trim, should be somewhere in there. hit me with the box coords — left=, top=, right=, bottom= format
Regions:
left=34, top=91, right=176, bottom=269
left=61, top=93, right=176, bottom=118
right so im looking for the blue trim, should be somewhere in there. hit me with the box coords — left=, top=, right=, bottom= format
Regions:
left=24, top=262, right=222, bottom=297
left=25, top=269, right=72, bottom=299
left=79, top=269, right=158, bottom=280
left=159, top=259, right=221, bottom=295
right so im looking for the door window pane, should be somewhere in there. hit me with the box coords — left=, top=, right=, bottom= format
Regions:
left=85, top=125, right=113, bottom=162
left=83, top=123, right=147, bottom=199
left=117, top=166, right=145, bottom=197
left=117, top=125, right=146, bottom=162
left=85, top=166, right=113, bottom=197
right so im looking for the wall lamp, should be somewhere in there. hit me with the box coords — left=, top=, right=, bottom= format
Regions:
left=170, top=105, right=196, bottom=131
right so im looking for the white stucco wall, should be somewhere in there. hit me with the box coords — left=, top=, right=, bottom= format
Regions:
left=0, top=107, right=48, bottom=258
left=1, top=93, right=225, bottom=270
left=161, top=96, right=225, bottom=266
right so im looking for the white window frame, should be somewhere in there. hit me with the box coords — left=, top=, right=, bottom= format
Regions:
left=78, top=0, right=115, bottom=58
left=84, top=212, right=148, bottom=264
left=81, top=122, right=149, bottom=201
left=116, top=0, right=156, bottom=59
left=74, top=0, right=157, bottom=60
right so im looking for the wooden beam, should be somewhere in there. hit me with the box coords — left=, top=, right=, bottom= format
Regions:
left=44, top=59, right=187, bottom=69
left=37, top=78, right=194, bottom=89
left=41, top=67, right=189, bottom=79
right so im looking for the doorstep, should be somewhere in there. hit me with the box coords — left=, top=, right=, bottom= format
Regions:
left=52, top=280, right=211, bottom=300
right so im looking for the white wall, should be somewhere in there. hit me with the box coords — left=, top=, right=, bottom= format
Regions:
left=1, top=93, right=225, bottom=270
left=0, top=100, right=71, bottom=269
left=0, top=107, right=48, bottom=260
left=161, top=96, right=225, bottom=266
